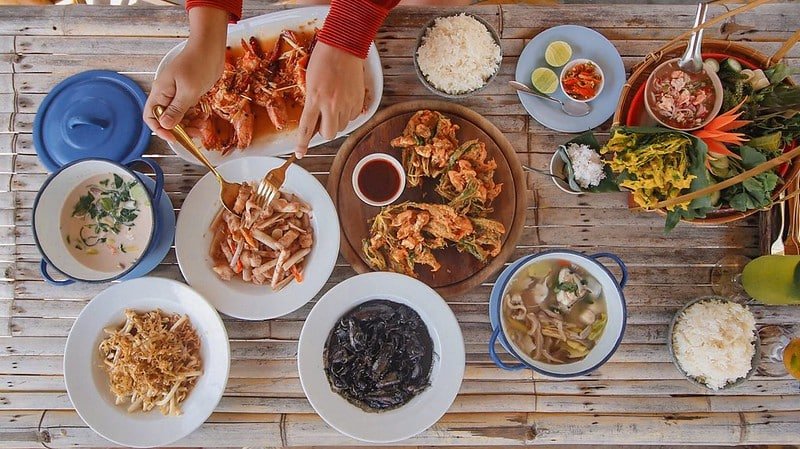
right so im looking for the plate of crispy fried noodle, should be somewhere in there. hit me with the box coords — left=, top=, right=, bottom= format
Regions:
left=64, top=277, right=229, bottom=448
left=176, top=157, right=340, bottom=320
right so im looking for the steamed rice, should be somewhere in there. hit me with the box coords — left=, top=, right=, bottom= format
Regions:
left=416, top=14, right=501, bottom=95
left=565, top=143, right=605, bottom=189
left=672, top=299, right=756, bottom=390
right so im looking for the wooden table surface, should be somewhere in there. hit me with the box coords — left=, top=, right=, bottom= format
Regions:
left=1, top=3, right=800, bottom=447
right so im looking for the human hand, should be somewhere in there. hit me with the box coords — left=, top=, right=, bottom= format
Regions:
left=294, top=41, right=365, bottom=158
left=143, top=7, right=228, bottom=141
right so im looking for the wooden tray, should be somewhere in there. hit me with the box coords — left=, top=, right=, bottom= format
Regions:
left=327, top=100, right=527, bottom=298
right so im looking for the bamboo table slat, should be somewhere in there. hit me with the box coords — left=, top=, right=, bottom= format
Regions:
left=1, top=3, right=800, bottom=447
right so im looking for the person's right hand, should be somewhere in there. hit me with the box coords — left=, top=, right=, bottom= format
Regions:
left=143, top=7, right=228, bottom=141
left=293, top=42, right=366, bottom=158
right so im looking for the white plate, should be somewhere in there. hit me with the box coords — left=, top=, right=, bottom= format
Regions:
left=175, top=157, right=339, bottom=320
left=297, top=272, right=465, bottom=443
left=155, top=6, right=384, bottom=165
left=64, top=277, right=230, bottom=448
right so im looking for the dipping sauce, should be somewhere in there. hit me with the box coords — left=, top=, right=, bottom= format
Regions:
left=357, top=158, right=402, bottom=204
left=60, top=173, right=152, bottom=273
left=648, top=63, right=716, bottom=129
left=562, top=61, right=603, bottom=101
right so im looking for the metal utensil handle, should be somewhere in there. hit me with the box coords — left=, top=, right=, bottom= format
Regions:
left=679, top=3, right=708, bottom=69
left=488, top=327, right=528, bottom=371
left=508, top=81, right=562, bottom=106
left=152, top=105, right=223, bottom=180
left=521, top=164, right=568, bottom=182
left=642, top=0, right=773, bottom=65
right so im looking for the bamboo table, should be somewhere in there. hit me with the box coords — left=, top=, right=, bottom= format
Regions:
left=1, top=3, right=800, bottom=447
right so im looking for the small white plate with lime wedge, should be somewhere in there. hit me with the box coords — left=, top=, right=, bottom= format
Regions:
left=515, top=25, right=624, bottom=133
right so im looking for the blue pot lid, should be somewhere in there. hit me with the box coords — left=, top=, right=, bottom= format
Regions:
left=33, top=70, right=151, bottom=172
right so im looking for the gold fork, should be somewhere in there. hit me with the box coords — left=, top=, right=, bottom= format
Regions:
left=256, top=154, right=297, bottom=208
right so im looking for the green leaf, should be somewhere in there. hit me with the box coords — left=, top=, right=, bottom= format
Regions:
left=742, top=177, right=763, bottom=193
left=729, top=193, right=754, bottom=211
left=72, top=193, right=94, bottom=216
left=100, top=197, right=113, bottom=212
left=664, top=210, right=682, bottom=232
left=739, top=146, right=767, bottom=169
left=765, top=62, right=798, bottom=84
left=114, top=174, right=123, bottom=189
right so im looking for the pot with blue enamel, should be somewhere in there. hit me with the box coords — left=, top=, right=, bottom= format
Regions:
left=488, top=250, right=628, bottom=377
left=31, top=71, right=175, bottom=285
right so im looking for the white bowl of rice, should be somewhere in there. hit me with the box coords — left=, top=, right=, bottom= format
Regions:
left=550, top=143, right=607, bottom=195
left=414, top=13, right=502, bottom=97
left=668, top=296, right=760, bottom=390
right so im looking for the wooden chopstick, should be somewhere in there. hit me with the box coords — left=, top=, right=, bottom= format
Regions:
left=767, top=28, right=800, bottom=66
left=632, top=144, right=800, bottom=212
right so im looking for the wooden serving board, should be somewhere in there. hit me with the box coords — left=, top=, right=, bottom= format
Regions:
left=328, top=100, right=527, bottom=298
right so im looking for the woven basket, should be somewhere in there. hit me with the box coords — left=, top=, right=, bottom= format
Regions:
left=612, top=3, right=800, bottom=225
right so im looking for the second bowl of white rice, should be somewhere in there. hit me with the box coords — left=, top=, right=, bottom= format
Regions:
left=414, top=13, right=502, bottom=98
left=667, top=296, right=761, bottom=391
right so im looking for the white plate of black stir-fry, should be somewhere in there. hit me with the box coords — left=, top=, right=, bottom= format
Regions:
left=297, top=272, right=465, bottom=443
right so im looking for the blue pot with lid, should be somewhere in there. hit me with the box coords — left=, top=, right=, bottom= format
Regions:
left=31, top=70, right=175, bottom=285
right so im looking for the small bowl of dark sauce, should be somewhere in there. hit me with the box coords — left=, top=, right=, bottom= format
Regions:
left=352, top=153, right=405, bottom=207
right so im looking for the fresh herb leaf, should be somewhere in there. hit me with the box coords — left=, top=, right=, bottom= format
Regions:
left=66, top=175, right=142, bottom=250
left=556, top=281, right=578, bottom=293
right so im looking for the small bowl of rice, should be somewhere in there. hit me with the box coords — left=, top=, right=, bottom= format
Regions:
left=414, top=13, right=503, bottom=98
left=549, top=142, right=607, bottom=195
left=668, top=296, right=761, bottom=391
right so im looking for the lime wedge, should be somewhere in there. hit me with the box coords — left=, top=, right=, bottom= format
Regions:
left=545, top=41, right=572, bottom=67
left=531, top=67, right=558, bottom=94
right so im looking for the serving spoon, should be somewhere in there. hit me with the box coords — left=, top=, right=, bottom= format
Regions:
left=677, top=3, right=709, bottom=73
left=153, top=105, right=243, bottom=215
left=509, top=80, right=590, bottom=117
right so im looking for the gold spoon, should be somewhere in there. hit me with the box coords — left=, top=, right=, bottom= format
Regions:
left=153, top=105, right=242, bottom=215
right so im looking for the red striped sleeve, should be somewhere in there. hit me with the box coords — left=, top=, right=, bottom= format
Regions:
left=185, top=0, right=243, bottom=23
left=318, top=0, right=400, bottom=59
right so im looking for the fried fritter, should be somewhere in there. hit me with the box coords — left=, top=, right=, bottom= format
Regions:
left=362, top=202, right=505, bottom=277
left=391, top=110, right=459, bottom=187
left=436, top=139, right=503, bottom=215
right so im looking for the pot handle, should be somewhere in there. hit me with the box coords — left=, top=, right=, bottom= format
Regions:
left=488, top=327, right=527, bottom=371
left=590, top=252, right=628, bottom=288
left=127, top=158, right=164, bottom=245
left=40, top=260, right=75, bottom=286
left=126, top=158, right=164, bottom=207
